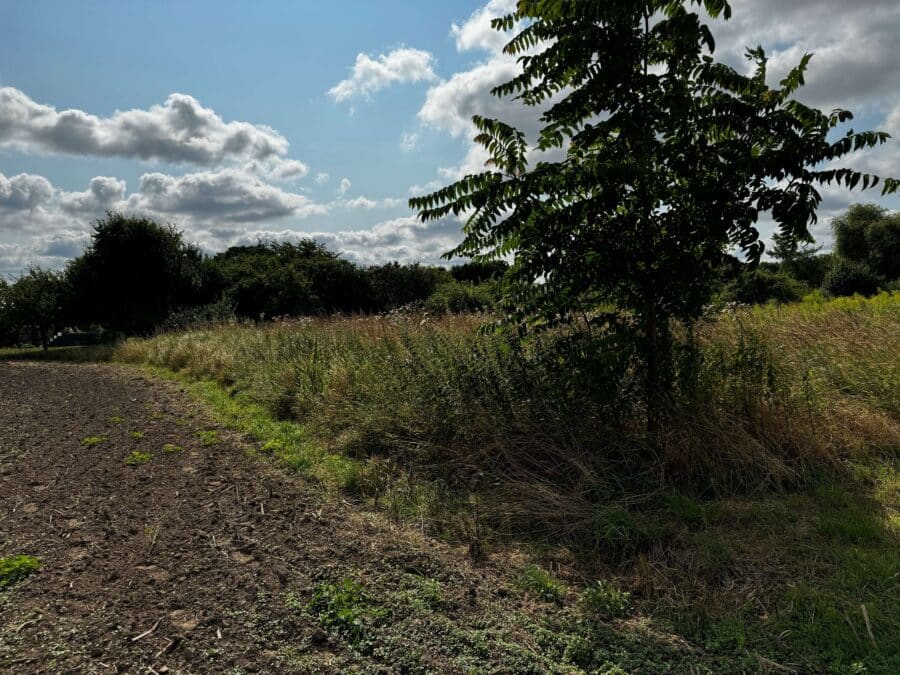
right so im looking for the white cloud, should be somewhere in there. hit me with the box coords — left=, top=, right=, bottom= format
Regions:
left=419, top=56, right=522, bottom=138
left=0, top=167, right=330, bottom=252
left=328, top=48, right=437, bottom=102
left=339, top=195, right=403, bottom=210
left=202, top=213, right=463, bottom=266
left=0, top=88, right=300, bottom=167
left=339, top=177, right=352, bottom=195
left=451, top=0, right=519, bottom=53
left=244, top=157, right=310, bottom=181
left=58, top=176, right=127, bottom=215
left=315, top=172, right=330, bottom=184
left=0, top=172, right=54, bottom=211
left=408, top=180, right=443, bottom=196
left=707, top=1, right=900, bottom=113
left=122, top=168, right=327, bottom=223
left=0, top=230, right=91, bottom=275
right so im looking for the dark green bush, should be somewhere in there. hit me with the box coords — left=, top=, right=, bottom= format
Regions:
left=722, top=268, right=805, bottom=305
left=822, top=258, right=881, bottom=297
left=424, top=281, right=495, bottom=314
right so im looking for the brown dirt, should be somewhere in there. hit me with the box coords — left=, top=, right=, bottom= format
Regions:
left=0, top=362, right=563, bottom=674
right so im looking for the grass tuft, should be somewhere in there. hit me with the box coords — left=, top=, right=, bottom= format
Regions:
left=517, top=565, right=565, bottom=604
left=0, top=555, right=40, bottom=590
left=125, top=450, right=152, bottom=465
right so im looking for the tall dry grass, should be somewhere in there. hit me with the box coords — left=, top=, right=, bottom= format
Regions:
left=113, top=292, right=900, bottom=549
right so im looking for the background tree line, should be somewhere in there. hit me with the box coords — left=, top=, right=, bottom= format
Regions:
left=0, top=212, right=508, bottom=348
left=1, top=204, right=896, bottom=349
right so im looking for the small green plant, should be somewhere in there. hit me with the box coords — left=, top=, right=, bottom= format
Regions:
left=125, top=450, right=152, bottom=465
left=664, top=492, right=706, bottom=528
left=306, top=578, right=388, bottom=647
left=581, top=580, right=631, bottom=619
left=260, top=439, right=284, bottom=454
left=0, top=555, right=40, bottom=590
left=130, top=430, right=145, bottom=439
left=162, top=443, right=183, bottom=454
left=415, top=578, right=445, bottom=609
left=196, top=430, right=220, bottom=446
left=80, top=436, right=106, bottom=447
left=517, top=565, right=564, bottom=603
left=108, top=415, right=123, bottom=424
left=695, top=533, right=735, bottom=579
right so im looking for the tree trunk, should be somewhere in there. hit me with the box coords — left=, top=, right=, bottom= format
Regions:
left=40, top=326, right=48, bottom=351
left=644, top=297, right=661, bottom=446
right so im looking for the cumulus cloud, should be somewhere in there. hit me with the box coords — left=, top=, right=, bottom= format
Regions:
left=0, top=87, right=298, bottom=166
left=339, top=195, right=404, bottom=210
left=328, top=48, right=437, bottom=102
left=315, top=172, right=330, bottom=185
left=339, top=178, right=352, bottom=195
left=419, top=57, right=522, bottom=138
left=408, top=180, right=443, bottom=196
left=58, top=176, right=127, bottom=215
left=199, top=213, right=463, bottom=266
left=707, top=0, right=900, bottom=113
left=0, top=172, right=55, bottom=211
left=122, top=168, right=327, bottom=223
left=451, top=0, right=518, bottom=53
left=0, top=167, right=331, bottom=256
left=0, top=230, right=91, bottom=275
left=243, top=157, right=310, bottom=182
left=418, top=1, right=562, bottom=181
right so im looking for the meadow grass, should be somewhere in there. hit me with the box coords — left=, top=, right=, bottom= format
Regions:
left=13, top=292, right=899, bottom=671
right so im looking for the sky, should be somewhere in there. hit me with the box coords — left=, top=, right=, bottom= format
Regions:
left=1, top=0, right=898, bottom=275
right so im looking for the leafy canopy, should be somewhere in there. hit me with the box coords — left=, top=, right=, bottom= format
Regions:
left=65, top=212, right=204, bottom=333
left=411, top=0, right=897, bottom=412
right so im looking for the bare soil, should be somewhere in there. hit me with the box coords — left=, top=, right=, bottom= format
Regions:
left=0, top=361, right=702, bottom=674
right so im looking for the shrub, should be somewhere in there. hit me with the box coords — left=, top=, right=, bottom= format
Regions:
left=722, top=268, right=805, bottom=305
left=822, top=258, right=881, bottom=297
left=424, top=281, right=494, bottom=314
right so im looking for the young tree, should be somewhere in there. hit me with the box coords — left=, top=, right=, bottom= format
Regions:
left=7, top=267, right=64, bottom=350
left=410, top=0, right=898, bottom=438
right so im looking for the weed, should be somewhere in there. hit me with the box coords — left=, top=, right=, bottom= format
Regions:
left=694, top=533, right=734, bottom=580
left=80, top=436, right=106, bottom=447
left=196, top=430, right=220, bottom=446
left=0, top=555, right=40, bottom=590
left=130, top=430, right=145, bottom=439
left=581, top=581, right=631, bottom=619
left=108, top=415, right=123, bottom=424
left=305, top=578, right=388, bottom=647
left=260, top=439, right=283, bottom=454
left=664, top=492, right=707, bottom=528
left=162, top=443, right=183, bottom=453
left=517, top=565, right=564, bottom=603
left=125, top=450, right=152, bottom=465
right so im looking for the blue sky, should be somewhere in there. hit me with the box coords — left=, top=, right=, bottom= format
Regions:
left=1, top=1, right=479, bottom=198
left=1, top=0, right=898, bottom=273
